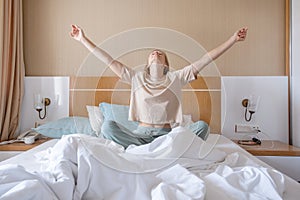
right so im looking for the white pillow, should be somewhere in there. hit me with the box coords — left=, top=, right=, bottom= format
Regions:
left=182, top=114, right=193, bottom=126
left=171, top=114, right=194, bottom=128
left=86, top=105, right=104, bottom=136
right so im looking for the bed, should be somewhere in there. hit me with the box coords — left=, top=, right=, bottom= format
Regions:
left=0, top=76, right=299, bottom=199
left=1, top=132, right=299, bottom=199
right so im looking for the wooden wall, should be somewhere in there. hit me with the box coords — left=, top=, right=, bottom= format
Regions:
left=23, top=0, right=286, bottom=76
left=23, top=0, right=287, bottom=133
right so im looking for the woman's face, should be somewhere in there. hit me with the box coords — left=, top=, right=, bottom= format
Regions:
left=148, top=50, right=167, bottom=66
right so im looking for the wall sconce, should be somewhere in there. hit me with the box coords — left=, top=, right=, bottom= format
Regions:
left=34, top=94, right=51, bottom=120
left=242, top=95, right=260, bottom=122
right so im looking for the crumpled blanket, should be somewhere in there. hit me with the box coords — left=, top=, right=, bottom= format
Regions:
left=0, top=164, right=58, bottom=200
left=0, top=127, right=286, bottom=200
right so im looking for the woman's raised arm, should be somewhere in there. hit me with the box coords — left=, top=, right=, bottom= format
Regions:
left=70, top=24, right=124, bottom=77
left=191, top=27, right=248, bottom=74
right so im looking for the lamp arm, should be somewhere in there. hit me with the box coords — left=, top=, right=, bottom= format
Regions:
left=36, top=97, right=51, bottom=120
left=244, top=108, right=254, bottom=122
left=38, top=103, right=47, bottom=120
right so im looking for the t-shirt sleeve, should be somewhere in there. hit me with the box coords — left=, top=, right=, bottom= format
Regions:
left=173, top=64, right=198, bottom=86
left=119, top=65, right=135, bottom=85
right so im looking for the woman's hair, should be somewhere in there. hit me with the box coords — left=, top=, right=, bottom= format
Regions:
left=145, top=49, right=170, bottom=75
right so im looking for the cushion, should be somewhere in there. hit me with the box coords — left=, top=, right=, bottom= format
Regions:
left=99, top=102, right=138, bottom=132
left=86, top=105, right=104, bottom=136
left=32, top=116, right=97, bottom=138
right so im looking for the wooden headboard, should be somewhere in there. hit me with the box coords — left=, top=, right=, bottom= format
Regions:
left=69, top=76, right=221, bottom=133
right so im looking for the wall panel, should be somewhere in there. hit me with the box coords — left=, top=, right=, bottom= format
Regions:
left=23, top=0, right=286, bottom=77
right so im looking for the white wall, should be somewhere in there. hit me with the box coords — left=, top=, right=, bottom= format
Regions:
left=19, top=77, right=69, bottom=134
left=221, top=76, right=288, bottom=143
left=291, top=0, right=300, bottom=147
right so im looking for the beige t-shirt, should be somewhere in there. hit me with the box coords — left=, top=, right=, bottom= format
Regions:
left=120, top=65, right=197, bottom=124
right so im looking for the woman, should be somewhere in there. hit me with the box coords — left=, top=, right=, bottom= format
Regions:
left=70, top=25, right=247, bottom=148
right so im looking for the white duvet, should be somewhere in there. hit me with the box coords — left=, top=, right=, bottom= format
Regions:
left=0, top=127, right=286, bottom=200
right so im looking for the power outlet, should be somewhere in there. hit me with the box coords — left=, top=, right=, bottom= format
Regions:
left=235, top=124, right=260, bottom=133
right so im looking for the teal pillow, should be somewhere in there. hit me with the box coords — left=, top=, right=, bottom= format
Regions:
left=99, top=102, right=138, bottom=131
left=32, top=117, right=97, bottom=138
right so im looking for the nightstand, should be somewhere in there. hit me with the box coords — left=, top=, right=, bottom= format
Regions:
left=233, top=140, right=300, bottom=182
left=0, top=138, right=51, bottom=161
left=233, top=140, right=300, bottom=156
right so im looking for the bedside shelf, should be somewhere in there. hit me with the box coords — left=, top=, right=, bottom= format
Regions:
left=0, top=138, right=51, bottom=151
left=233, top=140, right=300, bottom=156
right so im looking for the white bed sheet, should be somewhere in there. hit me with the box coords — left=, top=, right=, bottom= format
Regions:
left=0, top=128, right=299, bottom=200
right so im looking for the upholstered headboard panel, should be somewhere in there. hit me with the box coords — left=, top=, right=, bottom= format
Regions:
left=69, top=76, right=220, bottom=133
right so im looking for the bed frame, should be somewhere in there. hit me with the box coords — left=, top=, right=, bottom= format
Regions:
left=69, top=76, right=221, bottom=133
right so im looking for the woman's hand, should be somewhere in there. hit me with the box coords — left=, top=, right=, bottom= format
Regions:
left=234, top=27, right=248, bottom=42
left=70, top=24, right=84, bottom=42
